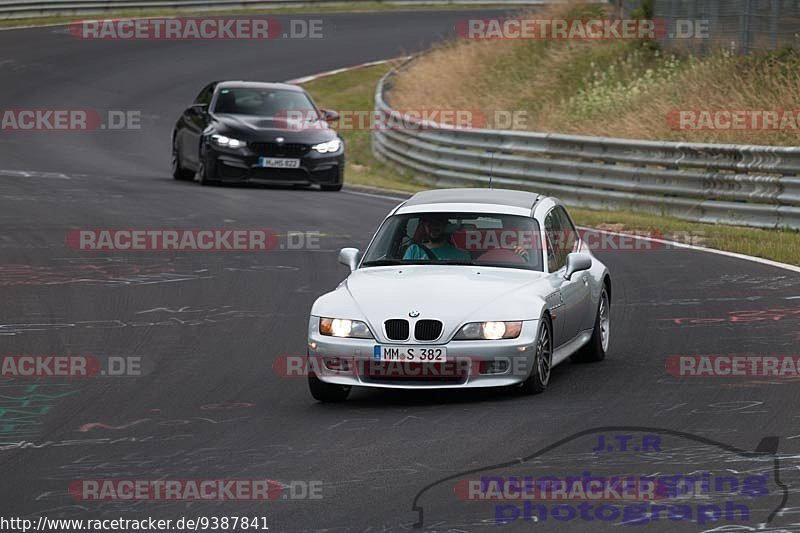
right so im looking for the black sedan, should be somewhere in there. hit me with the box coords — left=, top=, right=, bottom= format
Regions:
left=172, top=81, right=344, bottom=191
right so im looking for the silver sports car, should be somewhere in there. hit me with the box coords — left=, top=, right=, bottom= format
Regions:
left=307, top=188, right=611, bottom=402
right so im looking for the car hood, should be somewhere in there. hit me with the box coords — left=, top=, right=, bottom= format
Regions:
left=212, top=113, right=337, bottom=142
left=317, top=265, right=550, bottom=341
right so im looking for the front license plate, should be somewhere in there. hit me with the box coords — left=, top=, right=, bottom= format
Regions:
left=258, top=157, right=300, bottom=169
left=373, top=345, right=447, bottom=362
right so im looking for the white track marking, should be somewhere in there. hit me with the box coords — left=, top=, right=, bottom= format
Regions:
left=342, top=189, right=408, bottom=202
left=285, top=56, right=410, bottom=84
left=580, top=226, right=800, bottom=274
left=0, top=169, right=71, bottom=179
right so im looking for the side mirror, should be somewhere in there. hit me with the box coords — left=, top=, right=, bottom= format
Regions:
left=564, top=252, right=592, bottom=280
left=189, top=103, right=208, bottom=115
left=321, top=109, right=339, bottom=121
left=338, top=247, right=360, bottom=271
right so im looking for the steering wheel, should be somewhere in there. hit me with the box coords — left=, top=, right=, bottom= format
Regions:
left=477, top=248, right=526, bottom=264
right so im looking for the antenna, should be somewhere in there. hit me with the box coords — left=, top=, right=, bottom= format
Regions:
left=489, top=151, right=494, bottom=189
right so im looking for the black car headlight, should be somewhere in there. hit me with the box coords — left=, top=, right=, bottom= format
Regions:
left=319, top=317, right=373, bottom=339
left=211, top=134, right=247, bottom=149
left=311, top=139, right=342, bottom=154
left=454, top=321, right=522, bottom=340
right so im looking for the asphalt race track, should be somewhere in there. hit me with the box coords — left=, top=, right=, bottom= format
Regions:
left=1, top=9, right=799, bottom=532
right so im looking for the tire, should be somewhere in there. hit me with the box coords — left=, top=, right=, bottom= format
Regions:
left=172, top=136, right=194, bottom=181
left=197, top=148, right=218, bottom=186
left=308, top=373, right=351, bottom=402
left=521, top=317, right=552, bottom=395
left=571, top=285, right=610, bottom=363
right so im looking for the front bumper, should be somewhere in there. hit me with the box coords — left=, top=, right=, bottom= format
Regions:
left=207, top=145, right=344, bottom=186
left=307, top=319, right=540, bottom=389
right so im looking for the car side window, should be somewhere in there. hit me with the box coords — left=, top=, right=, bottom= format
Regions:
left=545, top=207, right=576, bottom=272
left=194, top=84, right=215, bottom=106
left=554, top=206, right=578, bottom=256
left=544, top=210, right=564, bottom=272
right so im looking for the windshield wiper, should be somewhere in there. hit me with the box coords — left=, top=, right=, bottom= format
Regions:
left=361, top=259, right=478, bottom=267
left=361, top=259, right=406, bottom=267
left=435, top=260, right=477, bottom=266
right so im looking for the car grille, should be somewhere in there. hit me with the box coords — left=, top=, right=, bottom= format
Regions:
left=415, top=320, right=443, bottom=341
left=248, top=167, right=308, bottom=182
left=384, top=319, right=409, bottom=341
left=360, top=362, right=467, bottom=385
left=249, top=142, right=310, bottom=158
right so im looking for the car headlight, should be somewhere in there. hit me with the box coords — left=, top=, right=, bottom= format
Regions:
left=319, top=317, right=373, bottom=339
left=211, top=134, right=247, bottom=149
left=454, top=321, right=522, bottom=340
left=311, top=139, right=341, bottom=154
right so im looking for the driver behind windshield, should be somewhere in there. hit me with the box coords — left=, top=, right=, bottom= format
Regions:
left=213, top=89, right=316, bottom=116
left=403, top=216, right=471, bottom=261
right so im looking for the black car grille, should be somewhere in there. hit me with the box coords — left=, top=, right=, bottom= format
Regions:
left=249, top=142, right=310, bottom=158
left=415, top=320, right=443, bottom=341
left=249, top=167, right=308, bottom=182
left=384, top=319, right=409, bottom=341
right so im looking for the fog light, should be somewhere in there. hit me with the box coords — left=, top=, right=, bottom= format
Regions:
left=322, top=357, right=351, bottom=372
left=479, top=360, right=510, bottom=375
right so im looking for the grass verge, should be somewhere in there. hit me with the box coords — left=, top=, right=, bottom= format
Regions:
left=388, top=1, right=800, bottom=147
left=303, top=63, right=800, bottom=266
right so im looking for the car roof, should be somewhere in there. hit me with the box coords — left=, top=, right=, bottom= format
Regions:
left=404, top=188, right=542, bottom=208
left=215, top=81, right=305, bottom=92
left=402, top=188, right=542, bottom=210
left=394, top=188, right=546, bottom=218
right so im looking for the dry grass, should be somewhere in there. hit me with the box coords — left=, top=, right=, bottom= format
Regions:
left=389, top=2, right=608, bottom=122
left=389, top=1, right=800, bottom=146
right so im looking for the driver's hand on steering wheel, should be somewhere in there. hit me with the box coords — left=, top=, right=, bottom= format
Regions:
left=513, top=246, right=530, bottom=261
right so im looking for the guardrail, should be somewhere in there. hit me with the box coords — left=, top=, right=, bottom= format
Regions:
left=372, top=69, right=800, bottom=229
left=0, top=0, right=545, bottom=20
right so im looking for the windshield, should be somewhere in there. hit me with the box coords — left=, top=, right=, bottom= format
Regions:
left=212, top=87, right=317, bottom=117
left=361, top=212, right=543, bottom=271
